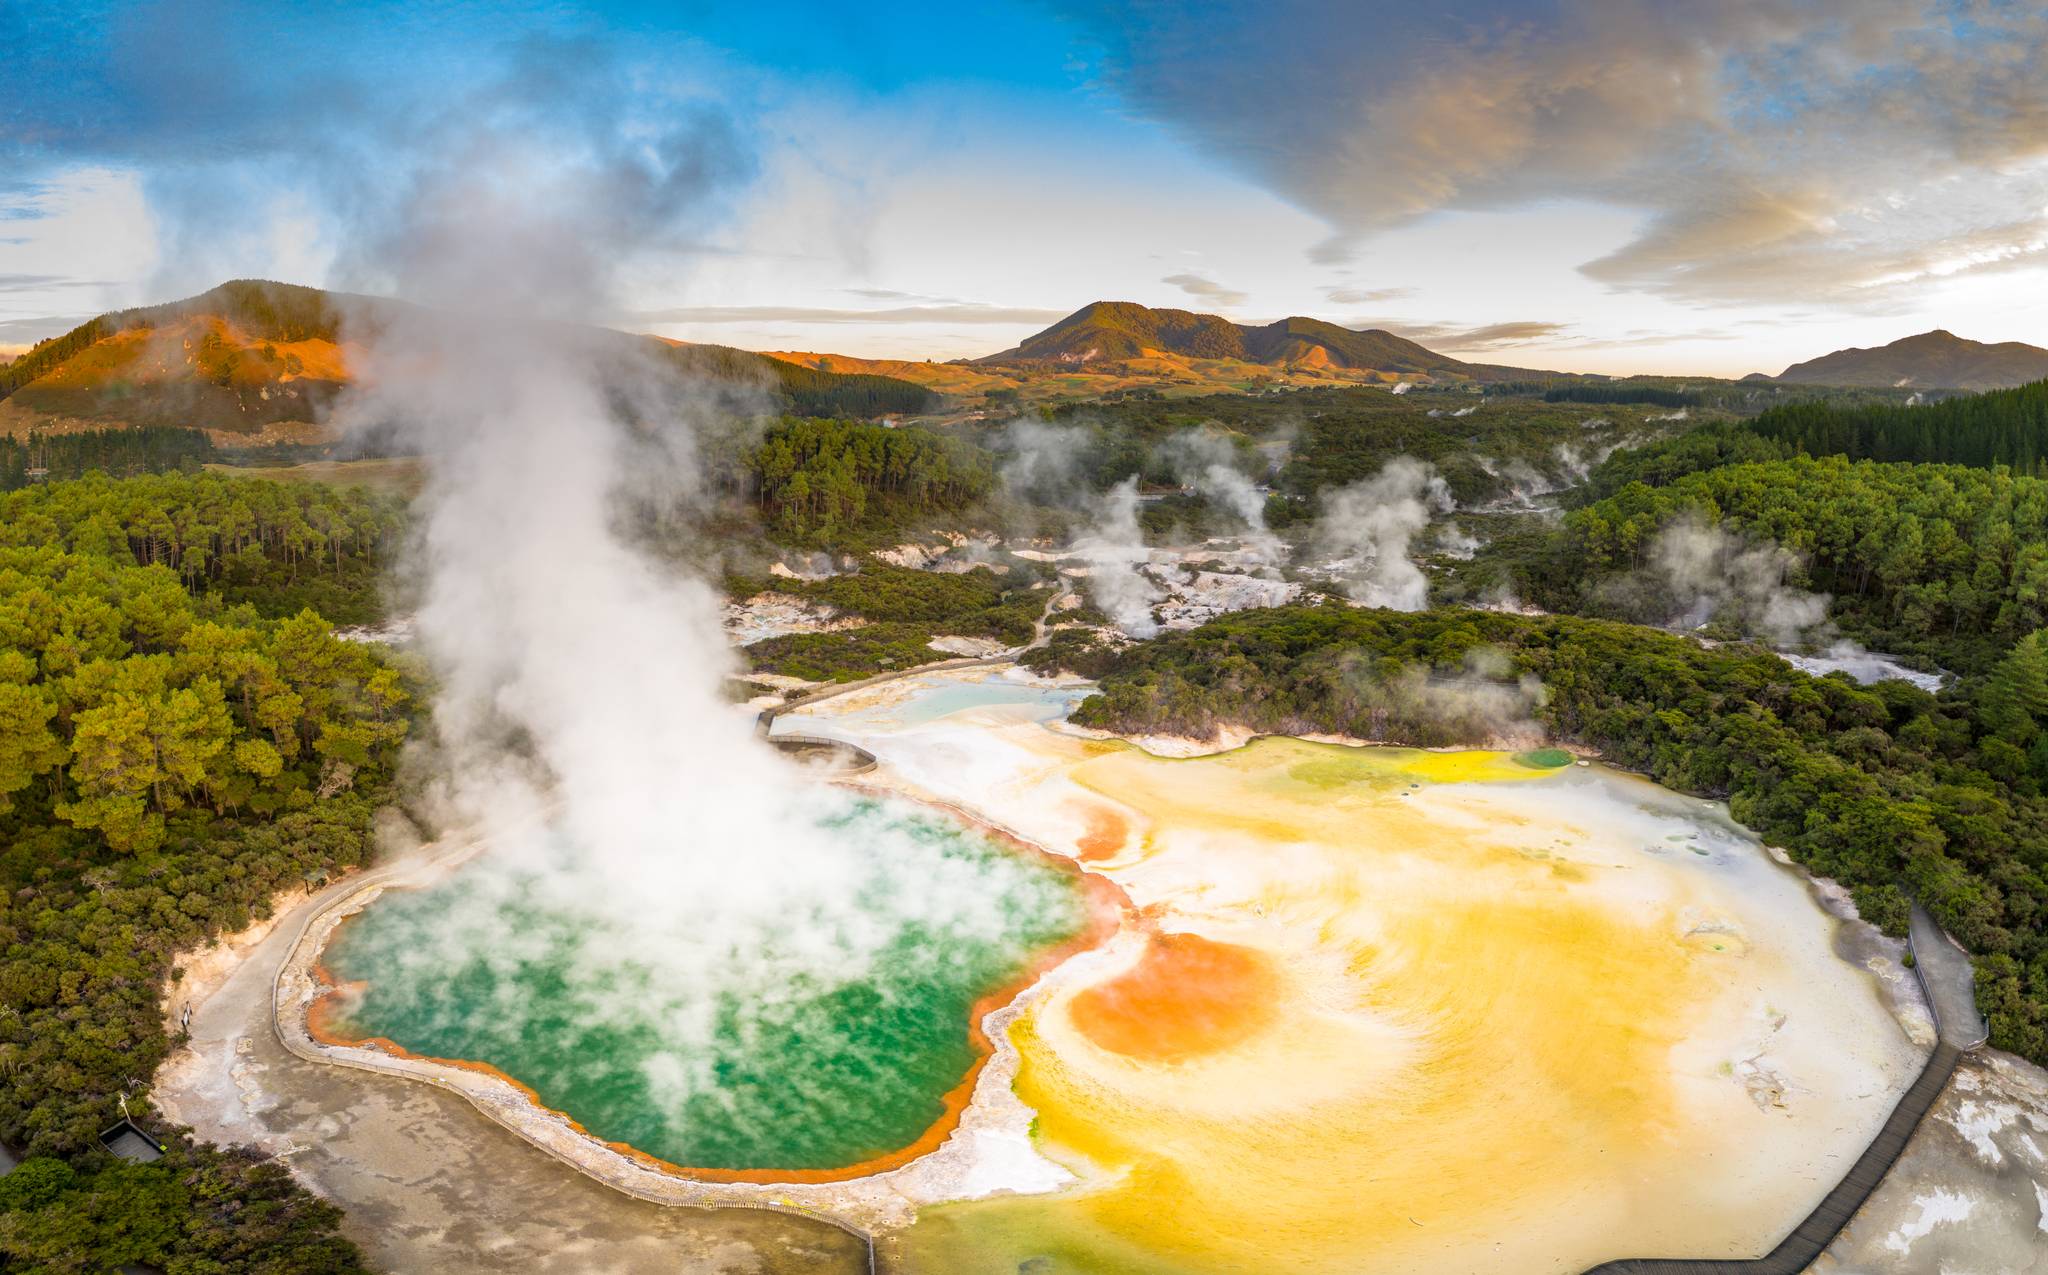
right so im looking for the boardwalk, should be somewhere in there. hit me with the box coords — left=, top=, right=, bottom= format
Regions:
left=1582, top=904, right=1980, bottom=1274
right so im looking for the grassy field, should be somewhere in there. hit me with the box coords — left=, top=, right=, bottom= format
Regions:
left=206, top=456, right=425, bottom=494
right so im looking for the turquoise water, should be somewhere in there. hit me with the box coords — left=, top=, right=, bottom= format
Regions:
left=895, top=677, right=1091, bottom=726
left=323, top=796, right=1086, bottom=1172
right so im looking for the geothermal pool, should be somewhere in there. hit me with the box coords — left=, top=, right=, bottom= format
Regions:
left=774, top=670, right=1929, bottom=1274
left=317, top=796, right=1093, bottom=1178
left=310, top=666, right=1927, bottom=1272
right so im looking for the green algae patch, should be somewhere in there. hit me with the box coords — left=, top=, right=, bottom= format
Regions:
left=1513, top=748, right=1574, bottom=770
left=321, top=797, right=1088, bottom=1177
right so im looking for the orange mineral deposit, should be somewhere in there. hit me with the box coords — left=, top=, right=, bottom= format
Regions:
left=1068, top=931, right=1279, bottom=1061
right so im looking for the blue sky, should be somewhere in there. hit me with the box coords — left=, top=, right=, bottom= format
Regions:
left=5, top=1, right=2048, bottom=375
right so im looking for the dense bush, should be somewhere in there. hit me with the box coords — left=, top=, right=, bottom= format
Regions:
left=0, top=470, right=400, bottom=625
left=1559, top=456, right=2048, bottom=667
left=730, top=417, right=995, bottom=545
left=0, top=473, right=407, bottom=1272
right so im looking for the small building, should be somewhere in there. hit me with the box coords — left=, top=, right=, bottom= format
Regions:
left=98, top=1117, right=165, bottom=1164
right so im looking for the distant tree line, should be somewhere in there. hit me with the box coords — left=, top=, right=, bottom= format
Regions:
left=0, top=426, right=217, bottom=491
left=1747, top=379, right=2048, bottom=472
left=1543, top=385, right=1699, bottom=408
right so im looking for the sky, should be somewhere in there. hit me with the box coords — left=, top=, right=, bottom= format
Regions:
left=4, top=0, right=2047, bottom=377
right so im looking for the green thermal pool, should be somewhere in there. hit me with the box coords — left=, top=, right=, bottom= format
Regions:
left=321, top=796, right=1087, bottom=1174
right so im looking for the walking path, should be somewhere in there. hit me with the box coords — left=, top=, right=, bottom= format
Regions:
left=1582, top=903, right=1983, bottom=1274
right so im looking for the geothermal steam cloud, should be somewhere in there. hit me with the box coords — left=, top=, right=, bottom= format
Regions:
left=1312, top=457, right=1453, bottom=611
left=1162, top=431, right=1285, bottom=572
left=1649, top=514, right=1829, bottom=645
left=331, top=122, right=1045, bottom=1113
left=1075, top=477, right=1164, bottom=638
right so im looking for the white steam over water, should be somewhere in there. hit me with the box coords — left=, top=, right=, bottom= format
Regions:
left=327, top=117, right=1063, bottom=1130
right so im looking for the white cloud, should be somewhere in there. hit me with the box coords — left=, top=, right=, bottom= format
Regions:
left=0, top=168, right=159, bottom=338
left=1060, top=1, right=2048, bottom=310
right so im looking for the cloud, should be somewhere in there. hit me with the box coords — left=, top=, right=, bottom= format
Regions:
left=1430, top=321, right=1568, bottom=351
left=1057, top=1, right=2048, bottom=308
left=627, top=302, right=1069, bottom=326
left=0, top=314, right=93, bottom=344
left=5, top=10, right=777, bottom=308
left=1323, top=285, right=1414, bottom=305
left=0, top=274, right=118, bottom=292
left=1161, top=271, right=1247, bottom=307
left=1337, top=314, right=1569, bottom=351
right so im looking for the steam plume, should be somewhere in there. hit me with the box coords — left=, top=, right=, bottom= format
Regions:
left=1074, top=477, right=1163, bottom=637
left=1311, top=457, right=1451, bottom=610
left=1162, top=431, right=1284, bottom=570
left=326, top=107, right=1056, bottom=1135
left=1649, top=514, right=1829, bottom=645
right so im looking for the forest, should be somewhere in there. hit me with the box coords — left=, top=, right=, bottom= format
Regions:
left=0, top=427, right=217, bottom=492
left=724, top=416, right=995, bottom=545
left=0, top=471, right=409, bottom=1270
left=1747, top=378, right=2048, bottom=471
left=1553, top=456, right=2048, bottom=668
left=0, top=471, right=401, bottom=625
left=1056, top=601, right=2048, bottom=1063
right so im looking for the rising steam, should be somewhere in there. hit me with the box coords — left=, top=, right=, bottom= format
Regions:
left=1648, top=514, right=1830, bottom=646
left=1162, top=430, right=1285, bottom=571
left=1074, top=477, right=1163, bottom=637
left=1311, top=457, right=1452, bottom=610
left=327, top=110, right=1064, bottom=1136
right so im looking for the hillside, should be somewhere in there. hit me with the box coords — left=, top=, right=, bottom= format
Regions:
left=977, top=300, right=1546, bottom=381
left=0, top=280, right=934, bottom=444
left=764, top=344, right=1390, bottom=409
left=1774, top=329, right=2048, bottom=390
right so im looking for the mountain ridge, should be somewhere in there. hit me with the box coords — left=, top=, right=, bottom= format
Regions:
left=1774, top=329, right=2048, bottom=391
left=977, top=300, right=1548, bottom=381
left=0, top=280, right=937, bottom=443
